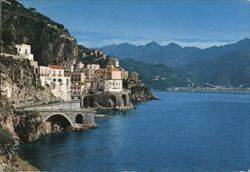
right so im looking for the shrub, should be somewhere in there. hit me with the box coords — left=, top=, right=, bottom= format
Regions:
left=0, top=128, right=14, bottom=146
left=0, top=128, right=15, bottom=159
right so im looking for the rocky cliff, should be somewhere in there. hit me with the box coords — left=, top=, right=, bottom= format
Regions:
left=1, top=0, right=78, bottom=65
left=0, top=55, right=56, bottom=143
left=124, top=78, right=156, bottom=102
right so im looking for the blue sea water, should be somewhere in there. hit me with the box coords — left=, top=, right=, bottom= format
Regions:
left=19, top=92, right=250, bottom=172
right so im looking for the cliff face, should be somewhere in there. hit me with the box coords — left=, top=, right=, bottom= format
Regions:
left=0, top=56, right=54, bottom=106
left=0, top=56, right=55, bottom=142
left=1, top=0, right=78, bottom=65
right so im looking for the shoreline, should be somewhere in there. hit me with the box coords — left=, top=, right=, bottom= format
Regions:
left=152, top=89, right=250, bottom=94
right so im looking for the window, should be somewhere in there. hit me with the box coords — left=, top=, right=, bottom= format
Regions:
left=53, top=79, right=56, bottom=82
left=58, top=79, right=62, bottom=82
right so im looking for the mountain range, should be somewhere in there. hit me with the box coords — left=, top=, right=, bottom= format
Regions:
left=101, top=38, right=250, bottom=67
left=102, top=38, right=250, bottom=87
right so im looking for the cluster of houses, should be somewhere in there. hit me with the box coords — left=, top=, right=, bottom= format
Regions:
left=12, top=44, right=131, bottom=102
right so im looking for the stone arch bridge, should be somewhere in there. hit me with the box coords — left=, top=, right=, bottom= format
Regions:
left=19, top=100, right=96, bottom=129
left=72, top=89, right=133, bottom=109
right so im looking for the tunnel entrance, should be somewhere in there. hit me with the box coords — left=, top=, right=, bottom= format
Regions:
left=75, top=114, right=83, bottom=124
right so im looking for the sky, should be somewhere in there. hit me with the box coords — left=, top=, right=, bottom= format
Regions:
left=19, top=0, right=250, bottom=48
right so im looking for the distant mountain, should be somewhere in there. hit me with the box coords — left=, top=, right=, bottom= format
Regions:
left=180, top=52, right=250, bottom=87
left=120, top=59, right=196, bottom=90
left=101, top=38, right=250, bottom=67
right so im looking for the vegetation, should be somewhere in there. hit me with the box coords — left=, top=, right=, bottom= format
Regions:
left=2, top=0, right=78, bottom=65
left=181, top=52, right=250, bottom=87
left=0, top=155, right=39, bottom=172
left=0, top=128, right=15, bottom=159
left=120, top=59, right=196, bottom=90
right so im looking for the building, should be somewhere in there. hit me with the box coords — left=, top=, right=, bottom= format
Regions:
left=71, top=83, right=85, bottom=95
left=65, top=71, right=86, bottom=96
left=104, top=80, right=123, bottom=92
left=65, top=72, right=86, bottom=84
left=15, top=44, right=34, bottom=61
left=62, top=61, right=74, bottom=72
left=104, top=68, right=123, bottom=92
left=106, top=57, right=120, bottom=68
left=86, top=64, right=100, bottom=70
left=15, top=44, right=38, bottom=67
left=77, top=62, right=85, bottom=69
left=39, top=65, right=71, bottom=101
left=92, top=67, right=123, bottom=93
left=92, top=68, right=106, bottom=92
left=120, top=68, right=129, bottom=80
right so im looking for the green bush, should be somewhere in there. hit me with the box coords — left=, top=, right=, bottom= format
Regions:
left=0, top=128, right=14, bottom=146
left=0, top=128, right=15, bottom=159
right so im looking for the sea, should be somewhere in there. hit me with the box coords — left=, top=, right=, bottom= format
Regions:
left=19, top=92, right=250, bottom=172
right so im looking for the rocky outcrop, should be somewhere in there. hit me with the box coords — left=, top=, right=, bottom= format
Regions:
left=124, top=79, right=157, bottom=102
left=1, top=0, right=78, bottom=65
left=130, top=85, right=156, bottom=102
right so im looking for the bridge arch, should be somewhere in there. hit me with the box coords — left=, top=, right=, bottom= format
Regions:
left=122, top=94, right=127, bottom=106
left=108, top=95, right=116, bottom=108
left=43, top=113, right=73, bottom=127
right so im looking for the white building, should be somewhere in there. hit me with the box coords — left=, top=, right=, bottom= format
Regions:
left=15, top=44, right=38, bottom=67
left=15, top=44, right=34, bottom=61
left=104, top=68, right=123, bottom=92
left=77, top=62, right=85, bottom=69
left=39, top=65, right=71, bottom=101
left=86, top=64, right=100, bottom=70
left=104, top=80, right=123, bottom=92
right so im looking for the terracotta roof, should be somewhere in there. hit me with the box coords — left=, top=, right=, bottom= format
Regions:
left=48, top=65, right=64, bottom=69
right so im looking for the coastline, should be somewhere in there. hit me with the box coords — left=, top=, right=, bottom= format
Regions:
left=152, top=88, right=250, bottom=94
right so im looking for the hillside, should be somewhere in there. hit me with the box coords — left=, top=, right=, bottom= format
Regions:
left=120, top=59, right=196, bottom=90
left=101, top=38, right=250, bottom=67
left=180, top=52, right=250, bottom=87
left=1, top=0, right=78, bottom=65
